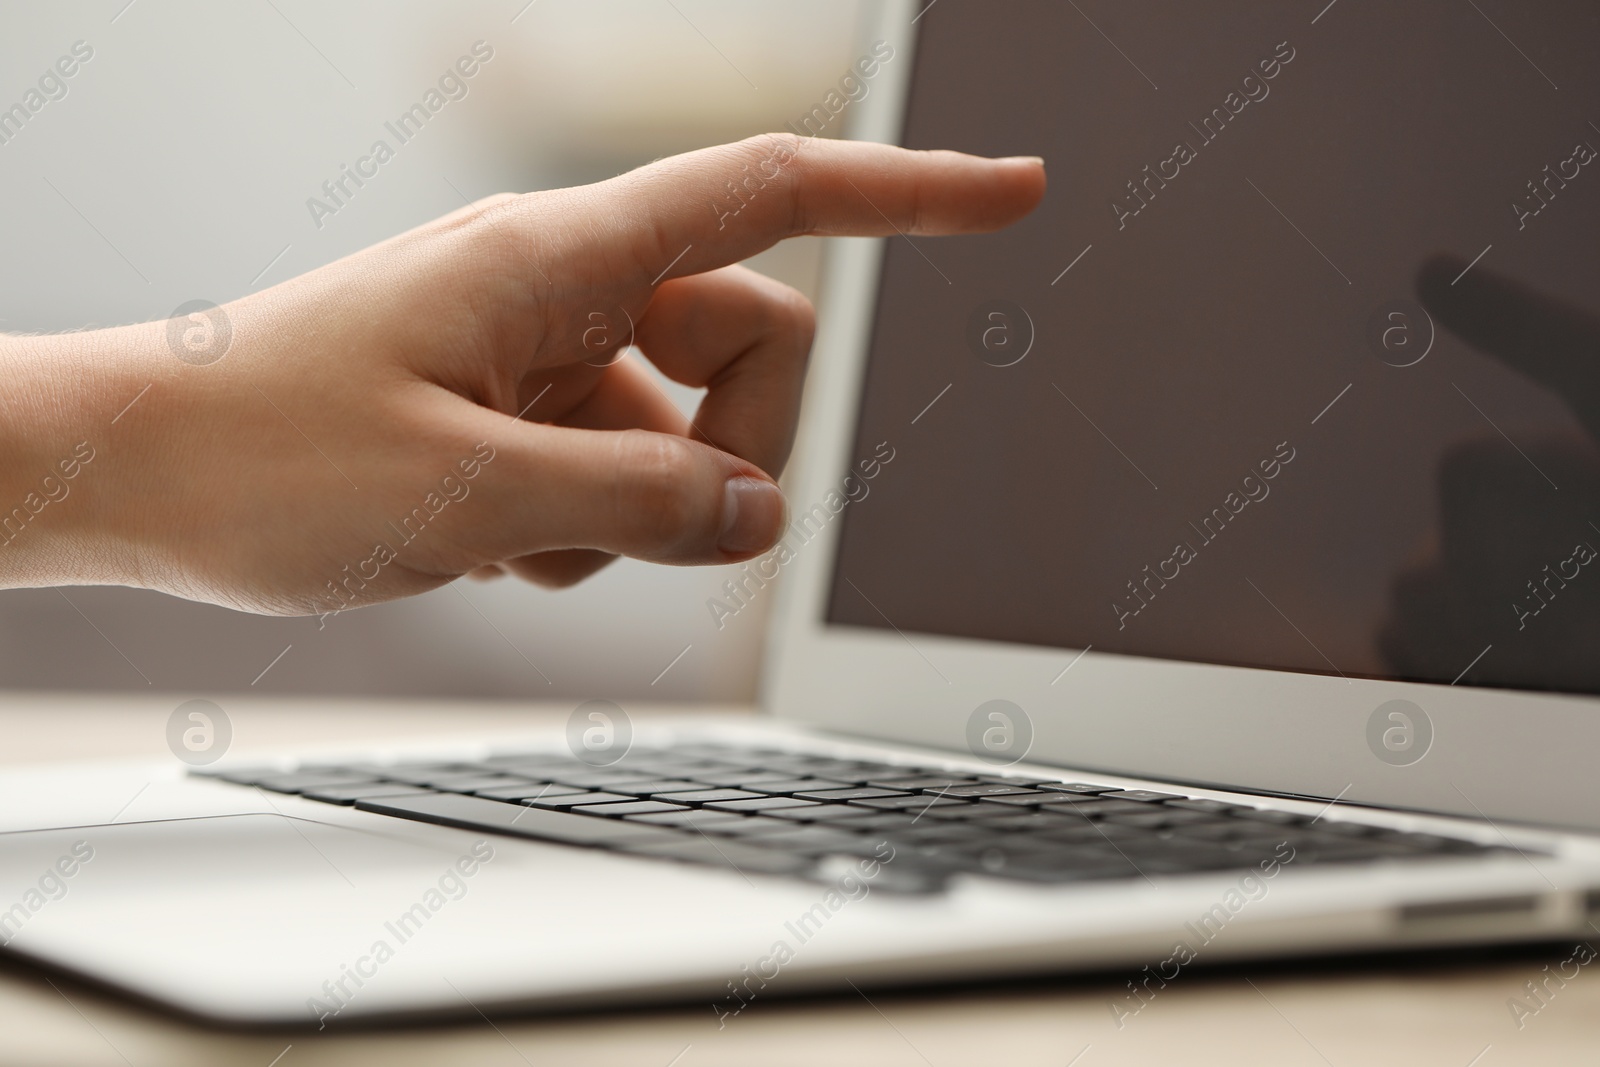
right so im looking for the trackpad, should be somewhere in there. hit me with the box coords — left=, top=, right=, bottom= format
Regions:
left=0, top=814, right=494, bottom=1000
left=0, top=813, right=459, bottom=901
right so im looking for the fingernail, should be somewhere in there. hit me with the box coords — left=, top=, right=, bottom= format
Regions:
left=1000, top=155, right=1046, bottom=167
left=719, top=476, right=785, bottom=554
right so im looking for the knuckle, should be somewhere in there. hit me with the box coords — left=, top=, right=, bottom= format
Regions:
left=463, top=191, right=536, bottom=249
left=473, top=191, right=521, bottom=214
left=740, top=132, right=806, bottom=233
left=759, top=282, right=815, bottom=355
left=782, top=288, right=816, bottom=347
left=439, top=192, right=521, bottom=240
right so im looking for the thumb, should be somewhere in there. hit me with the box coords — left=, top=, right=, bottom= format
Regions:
left=475, top=419, right=789, bottom=566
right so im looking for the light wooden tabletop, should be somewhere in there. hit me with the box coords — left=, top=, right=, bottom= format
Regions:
left=1, top=694, right=1594, bottom=1066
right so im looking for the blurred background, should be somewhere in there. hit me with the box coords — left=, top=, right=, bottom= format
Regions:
left=0, top=0, right=881, bottom=702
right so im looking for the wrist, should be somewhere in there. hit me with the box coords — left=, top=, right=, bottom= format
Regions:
left=0, top=324, right=163, bottom=588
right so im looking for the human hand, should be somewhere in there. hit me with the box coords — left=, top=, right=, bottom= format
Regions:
left=0, top=135, right=1044, bottom=616
left=1378, top=254, right=1600, bottom=691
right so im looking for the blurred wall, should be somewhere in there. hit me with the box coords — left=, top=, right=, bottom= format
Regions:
left=0, top=0, right=874, bottom=701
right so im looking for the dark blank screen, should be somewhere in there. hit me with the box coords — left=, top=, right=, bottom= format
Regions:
left=827, top=0, right=1600, bottom=694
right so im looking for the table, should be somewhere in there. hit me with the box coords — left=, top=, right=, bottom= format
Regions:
left=1, top=694, right=1594, bottom=1066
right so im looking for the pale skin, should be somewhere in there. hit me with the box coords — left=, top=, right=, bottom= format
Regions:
left=0, top=135, right=1045, bottom=617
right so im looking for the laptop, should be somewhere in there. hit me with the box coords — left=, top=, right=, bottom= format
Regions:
left=6, top=0, right=1600, bottom=1026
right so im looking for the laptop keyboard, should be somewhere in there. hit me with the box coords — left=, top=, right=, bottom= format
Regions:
left=195, top=742, right=1510, bottom=891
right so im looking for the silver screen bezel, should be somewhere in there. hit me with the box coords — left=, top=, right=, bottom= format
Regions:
left=763, top=0, right=1600, bottom=833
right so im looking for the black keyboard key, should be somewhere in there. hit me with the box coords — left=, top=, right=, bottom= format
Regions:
left=977, top=791, right=1091, bottom=808
left=301, top=783, right=433, bottom=805
left=1231, top=809, right=1312, bottom=825
left=1309, top=820, right=1381, bottom=836
left=654, top=788, right=767, bottom=804
left=523, top=791, right=638, bottom=810
left=687, top=770, right=819, bottom=788
left=677, top=816, right=810, bottom=838
left=752, top=756, right=862, bottom=773
left=473, top=783, right=590, bottom=802
left=570, top=800, right=692, bottom=818
left=914, top=804, right=1026, bottom=821
left=734, top=778, right=851, bottom=795
left=988, top=850, right=1146, bottom=881
left=1044, top=799, right=1161, bottom=818
left=865, top=776, right=986, bottom=792
left=1063, top=826, right=1166, bottom=852
left=848, top=796, right=968, bottom=812
left=485, top=759, right=591, bottom=776
left=1098, top=789, right=1185, bottom=802
left=252, top=772, right=384, bottom=794
left=1288, top=836, right=1414, bottom=861
left=1171, top=821, right=1262, bottom=841
left=1166, top=798, right=1248, bottom=814
left=426, top=775, right=535, bottom=794
left=1031, top=795, right=1139, bottom=812
left=1035, top=782, right=1117, bottom=795
left=979, top=812, right=1098, bottom=834
left=625, top=810, right=750, bottom=831
left=368, top=765, right=477, bottom=785
left=939, top=783, right=1041, bottom=797
left=1100, top=810, right=1219, bottom=830
left=623, top=838, right=813, bottom=876
left=815, top=811, right=924, bottom=831
left=296, top=761, right=399, bottom=778
left=1377, top=831, right=1478, bottom=852
left=976, top=776, right=1063, bottom=787
left=598, top=779, right=703, bottom=796
left=892, top=824, right=998, bottom=845
left=199, top=765, right=279, bottom=783
left=1027, top=791, right=1121, bottom=806
left=793, top=787, right=912, bottom=801
left=617, top=763, right=730, bottom=780
left=739, top=827, right=876, bottom=854
left=540, top=768, right=661, bottom=788
left=908, top=838, right=1103, bottom=870
left=706, top=797, right=827, bottom=814
left=1034, top=824, right=1119, bottom=846
left=354, top=793, right=686, bottom=850
left=757, top=806, right=851, bottom=822
left=1113, top=841, right=1257, bottom=869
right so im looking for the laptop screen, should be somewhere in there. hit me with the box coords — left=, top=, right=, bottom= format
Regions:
left=826, top=0, right=1600, bottom=696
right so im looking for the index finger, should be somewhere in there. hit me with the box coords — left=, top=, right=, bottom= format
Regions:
left=552, top=134, right=1047, bottom=288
